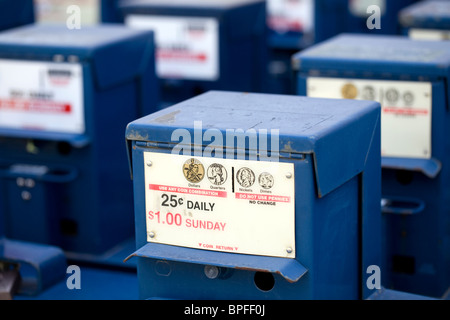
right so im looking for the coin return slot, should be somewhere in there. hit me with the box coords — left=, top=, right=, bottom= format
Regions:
left=395, top=170, right=414, bottom=186
left=254, top=272, right=275, bottom=292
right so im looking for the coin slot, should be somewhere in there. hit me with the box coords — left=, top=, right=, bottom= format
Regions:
left=57, top=141, right=72, bottom=156
left=60, top=218, right=78, bottom=236
left=395, top=170, right=414, bottom=185
left=392, top=255, right=415, bottom=275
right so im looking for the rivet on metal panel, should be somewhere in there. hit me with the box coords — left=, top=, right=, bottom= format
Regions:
left=286, top=247, right=293, bottom=254
left=21, top=191, right=31, bottom=201
left=286, top=172, right=292, bottom=179
left=68, top=55, right=79, bottom=63
left=148, top=231, right=155, bottom=238
left=16, top=177, right=25, bottom=187
left=53, top=54, right=64, bottom=63
left=146, top=161, right=153, bottom=167
left=25, top=179, right=35, bottom=188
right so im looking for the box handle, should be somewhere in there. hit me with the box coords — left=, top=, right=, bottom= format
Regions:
left=381, top=197, right=425, bottom=215
left=0, top=163, right=78, bottom=184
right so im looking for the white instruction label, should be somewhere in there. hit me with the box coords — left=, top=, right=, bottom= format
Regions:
left=307, top=77, right=432, bottom=159
left=349, top=0, right=386, bottom=17
left=267, top=0, right=314, bottom=34
left=144, top=152, right=296, bottom=258
left=126, top=15, right=219, bottom=81
left=409, top=28, right=450, bottom=41
left=0, top=59, right=84, bottom=134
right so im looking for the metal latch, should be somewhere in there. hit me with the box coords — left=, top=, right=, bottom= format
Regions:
left=0, top=262, right=21, bottom=300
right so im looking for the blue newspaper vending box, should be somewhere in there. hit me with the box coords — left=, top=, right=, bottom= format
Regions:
left=265, top=0, right=347, bottom=94
left=118, top=0, right=267, bottom=106
left=293, top=34, right=450, bottom=298
left=345, top=0, right=418, bottom=35
left=1, top=195, right=66, bottom=299
left=0, top=236, right=67, bottom=299
left=0, top=25, right=158, bottom=260
left=0, top=0, right=34, bottom=32
left=267, top=0, right=347, bottom=51
left=124, top=91, right=381, bottom=300
left=399, top=0, right=450, bottom=40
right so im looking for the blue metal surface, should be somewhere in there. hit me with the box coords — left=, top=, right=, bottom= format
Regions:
left=125, top=242, right=308, bottom=283
left=293, top=34, right=450, bottom=298
left=1, top=201, right=66, bottom=298
left=125, top=91, right=381, bottom=300
left=118, top=0, right=267, bottom=106
left=0, top=25, right=158, bottom=263
left=265, top=0, right=347, bottom=95
left=265, top=48, right=296, bottom=95
left=382, top=157, right=441, bottom=179
left=399, top=0, right=450, bottom=31
left=0, top=0, right=34, bottom=32
left=367, top=288, right=437, bottom=300
left=1, top=238, right=67, bottom=296
left=267, top=0, right=347, bottom=51
left=65, top=237, right=137, bottom=269
left=313, top=0, right=348, bottom=44
left=294, top=34, right=450, bottom=78
left=2, top=206, right=135, bottom=300
left=101, top=0, right=123, bottom=23
left=14, top=266, right=139, bottom=300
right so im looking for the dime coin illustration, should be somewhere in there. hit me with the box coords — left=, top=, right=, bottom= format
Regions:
left=386, top=88, right=399, bottom=104
left=259, top=172, right=274, bottom=189
left=207, top=163, right=227, bottom=185
left=403, top=91, right=414, bottom=106
left=236, top=167, right=255, bottom=188
left=182, top=158, right=205, bottom=183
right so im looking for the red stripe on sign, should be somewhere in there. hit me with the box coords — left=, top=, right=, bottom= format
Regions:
left=157, top=50, right=208, bottom=62
left=383, top=107, right=428, bottom=115
left=235, top=192, right=291, bottom=203
left=149, top=184, right=227, bottom=198
left=268, top=17, right=304, bottom=32
left=0, top=99, right=72, bottom=114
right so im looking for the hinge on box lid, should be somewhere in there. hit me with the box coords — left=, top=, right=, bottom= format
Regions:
left=135, top=140, right=174, bottom=149
left=145, top=141, right=175, bottom=150
left=280, top=151, right=306, bottom=160
left=135, top=141, right=148, bottom=147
